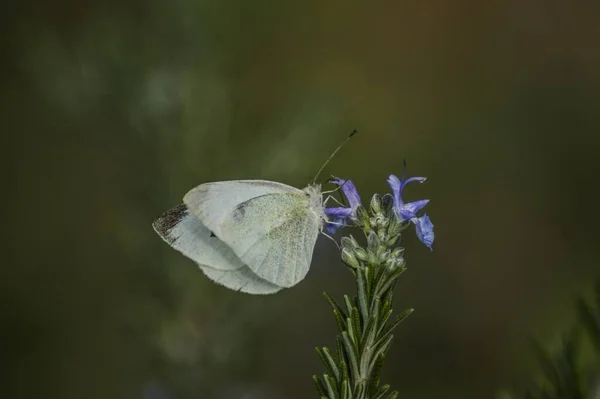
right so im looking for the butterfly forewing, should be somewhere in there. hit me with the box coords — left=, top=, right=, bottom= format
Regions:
left=183, top=180, right=301, bottom=238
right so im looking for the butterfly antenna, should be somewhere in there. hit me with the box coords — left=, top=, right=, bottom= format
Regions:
left=312, top=129, right=358, bottom=184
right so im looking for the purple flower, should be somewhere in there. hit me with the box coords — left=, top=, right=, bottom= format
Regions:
left=387, top=170, right=435, bottom=251
left=324, top=177, right=362, bottom=234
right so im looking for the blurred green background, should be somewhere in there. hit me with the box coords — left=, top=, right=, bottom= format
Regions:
left=3, top=0, right=600, bottom=398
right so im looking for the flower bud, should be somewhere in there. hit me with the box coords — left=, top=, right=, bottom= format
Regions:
left=379, top=249, right=392, bottom=263
left=391, top=247, right=405, bottom=260
left=370, top=193, right=383, bottom=215
left=381, top=193, right=394, bottom=213
left=377, top=230, right=389, bottom=245
left=356, top=205, right=370, bottom=228
left=385, top=234, right=399, bottom=247
left=367, top=231, right=380, bottom=252
left=341, top=248, right=360, bottom=269
left=354, top=247, right=368, bottom=261
left=340, top=235, right=360, bottom=250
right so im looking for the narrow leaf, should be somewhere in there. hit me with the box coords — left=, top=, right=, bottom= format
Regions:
left=351, top=308, right=362, bottom=353
left=378, top=309, right=393, bottom=335
left=333, top=309, right=347, bottom=334
left=336, top=336, right=346, bottom=366
left=369, top=334, right=394, bottom=376
left=324, top=292, right=347, bottom=319
left=378, top=309, right=413, bottom=338
left=341, top=379, right=350, bottom=399
left=315, top=347, right=334, bottom=375
left=342, top=331, right=360, bottom=382
left=384, top=391, right=399, bottom=399
left=313, top=375, right=328, bottom=397
left=324, top=374, right=339, bottom=399
left=356, top=269, right=369, bottom=330
left=378, top=268, right=404, bottom=296
left=340, top=358, right=349, bottom=382
left=372, top=384, right=390, bottom=399
left=359, top=344, right=373, bottom=379
left=364, top=266, right=373, bottom=299
left=322, top=347, right=341, bottom=383
left=368, top=355, right=385, bottom=396
left=344, top=295, right=354, bottom=317
left=353, top=381, right=366, bottom=399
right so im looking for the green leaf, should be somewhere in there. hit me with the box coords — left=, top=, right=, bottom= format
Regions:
left=368, top=355, right=386, bottom=396
left=378, top=308, right=393, bottom=334
left=324, top=292, right=347, bottom=318
left=344, top=295, right=354, bottom=316
left=324, top=374, right=339, bottom=399
left=364, top=266, right=373, bottom=301
left=378, top=309, right=413, bottom=339
left=337, top=336, right=346, bottom=367
left=372, top=384, right=390, bottom=399
left=313, top=375, right=328, bottom=397
left=359, top=344, right=373, bottom=380
left=378, top=267, right=404, bottom=297
left=332, top=309, right=347, bottom=334
left=341, top=379, right=352, bottom=399
left=340, top=357, right=349, bottom=382
left=369, top=334, right=394, bottom=377
left=316, top=347, right=341, bottom=383
left=342, top=331, right=360, bottom=382
left=353, top=380, right=366, bottom=399
left=383, top=287, right=394, bottom=307
left=371, top=265, right=392, bottom=301
left=350, top=308, right=362, bottom=351
left=356, top=269, right=369, bottom=329
left=384, top=391, right=399, bottom=399
left=361, top=297, right=380, bottom=350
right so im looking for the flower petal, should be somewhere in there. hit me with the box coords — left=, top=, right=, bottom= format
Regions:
left=412, top=214, right=434, bottom=251
left=324, top=207, right=353, bottom=217
left=402, top=176, right=427, bottom=187
left=331, top=177, right=361, bottom=208
left=398, top=199, right=430, bottom=220
left=324, top=178, right=363, bottom=234
left=326, top=221, right=343, bottom=234
left=387, top=174, right=403, bottom=206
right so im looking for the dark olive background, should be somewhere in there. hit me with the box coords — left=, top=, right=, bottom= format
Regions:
left=3, top=1, right=600, bottom=398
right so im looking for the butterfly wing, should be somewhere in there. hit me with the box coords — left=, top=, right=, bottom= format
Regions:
left=183, top=180, right=300, bottom=238
left=218, top=192, right=320, bottom=288
left=152, top=204, right=283, bottom=294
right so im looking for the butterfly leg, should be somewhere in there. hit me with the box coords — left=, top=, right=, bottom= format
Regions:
left=322, top=177, right=348, bottom=207
left=323, top=194, right=344, bottom=207
left=321, top=231, right=340, bottom=250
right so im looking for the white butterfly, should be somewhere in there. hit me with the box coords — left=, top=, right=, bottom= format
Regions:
left=152, top=180, right=327, bottom=294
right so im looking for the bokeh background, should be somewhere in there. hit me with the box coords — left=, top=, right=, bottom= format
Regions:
left=3, top=0, right=600, bottom=398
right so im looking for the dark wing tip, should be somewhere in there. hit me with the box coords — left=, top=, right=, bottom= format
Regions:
left=152, top=204, right=189, bottom=241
